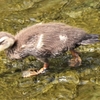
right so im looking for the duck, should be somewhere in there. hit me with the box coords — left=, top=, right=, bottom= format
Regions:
left=0, top=23, right=99, bottom=77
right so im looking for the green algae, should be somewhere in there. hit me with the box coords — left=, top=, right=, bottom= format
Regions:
left=0, top=0, right=100, bottom=100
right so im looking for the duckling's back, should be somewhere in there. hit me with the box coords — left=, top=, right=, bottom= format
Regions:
left=15, top=23, right=86, bottom=48
left=14, top=23, right=88, bottom=58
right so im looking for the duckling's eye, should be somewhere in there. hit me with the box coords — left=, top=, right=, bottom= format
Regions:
left=0, top=40, right=5, bottom=45
left=0, top=36, right=8, bottom=45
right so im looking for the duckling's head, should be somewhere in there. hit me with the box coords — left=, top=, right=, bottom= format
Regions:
left=0, top=32, right=15, bottom=51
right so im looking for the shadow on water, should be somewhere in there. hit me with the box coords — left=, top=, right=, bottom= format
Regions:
left=0, top=0, right=100, bottom=100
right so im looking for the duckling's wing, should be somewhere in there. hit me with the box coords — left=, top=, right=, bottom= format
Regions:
left=40, top=29, right=86, bottom=56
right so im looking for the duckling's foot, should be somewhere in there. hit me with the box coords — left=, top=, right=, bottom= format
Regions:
left=22, top=63, right=49, bottom=78
left=69, top=57, right=81, bottom=67
left=69, top=50, right=82, bottom=67
left=22, top=68, right=38, bottom=78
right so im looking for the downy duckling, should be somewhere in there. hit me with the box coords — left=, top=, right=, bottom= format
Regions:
left=0, top=23, right=99, bottom=77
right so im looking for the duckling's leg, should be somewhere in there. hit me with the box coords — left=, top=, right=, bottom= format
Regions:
left=37, top=63, right=49, bottom=74
left=22, top=63, right=49, bottom=78
left=37, top=58, right=49, bottom=74
left=69, top=49, right=82, bottom=67
left=22, top=58, right=49, bottom=77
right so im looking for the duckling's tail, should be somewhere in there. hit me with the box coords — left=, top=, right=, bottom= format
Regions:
left=78, top=34, right=100, bottom=45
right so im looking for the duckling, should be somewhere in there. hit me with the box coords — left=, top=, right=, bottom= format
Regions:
left=0, top=23, right=99, bottom=77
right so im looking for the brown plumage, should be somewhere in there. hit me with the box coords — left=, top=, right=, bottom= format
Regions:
left=0, top=23, right=99, bottom=77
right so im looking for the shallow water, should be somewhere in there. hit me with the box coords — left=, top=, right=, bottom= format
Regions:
left=0, top=0, right=100, bottom=100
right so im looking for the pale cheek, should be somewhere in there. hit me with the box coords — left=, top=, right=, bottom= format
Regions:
left=0, top=36, right=8, bottom=42
left=0, top=45, right=5, bottom=51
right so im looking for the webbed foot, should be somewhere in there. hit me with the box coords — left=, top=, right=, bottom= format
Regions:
left=22, top=68, right=38, bottom=77
left=69, top=50, right=82, bottom=67
left=22, top=63, right=49, bottom=78
left=69, top=57, right=81, bottom=67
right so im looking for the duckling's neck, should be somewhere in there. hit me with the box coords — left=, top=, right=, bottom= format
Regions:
left=6, top=41, right=21, bottom=60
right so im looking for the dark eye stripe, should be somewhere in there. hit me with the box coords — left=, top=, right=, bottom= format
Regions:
left=0, top=40, right=4, bottom=45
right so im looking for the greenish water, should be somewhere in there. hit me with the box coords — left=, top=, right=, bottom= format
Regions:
left=0, top=0, right=100, bottom=100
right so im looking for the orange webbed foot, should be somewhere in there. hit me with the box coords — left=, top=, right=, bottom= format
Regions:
left=69, top=50, right=82, bottom=67
left=22, top=63, right=49, bottom=78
